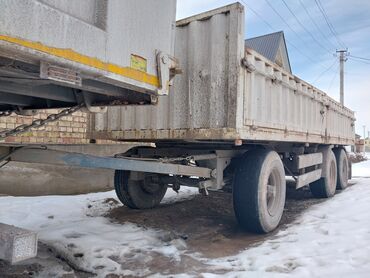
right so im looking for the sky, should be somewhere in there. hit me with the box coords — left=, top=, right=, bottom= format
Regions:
left=176, top=0, right=370, bottom=137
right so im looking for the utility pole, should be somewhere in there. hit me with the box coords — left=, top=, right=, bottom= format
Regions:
left=336, top=49, right=348, bottom=106
left=363, top=125, right=366, bottom=140
left=363, top=125, right=366, bottom=154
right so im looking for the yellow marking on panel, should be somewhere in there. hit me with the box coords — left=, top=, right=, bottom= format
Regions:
left=0, top=34, right=159, bottom=87
left=130, top=54, right=147, bottom=72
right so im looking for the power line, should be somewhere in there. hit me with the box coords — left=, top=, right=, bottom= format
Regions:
left=314, top=0, right=346, bottom=48
left=312, top=59, right=337, bottom=84
left=245, top=0, right=342, bottom=97
left=316, top=0, right=346, bottom=48
left=265, top=0, right=304, bottom=40
left=327, top=63, right=340, bottom=93
left=240, top=0, right=317, bottom=64
left=344, top=71, right=368, bottom=77
left=281, top=0, right=332, bottom=54
left=265, top=0, right=332, bottom=56
left=348, top=57, right=370, bottom=65
left=240, top=0, right=275, bottom=30
left=298, top=0, right=337, bottom=50
left=349, top=55, right=370, bottom=61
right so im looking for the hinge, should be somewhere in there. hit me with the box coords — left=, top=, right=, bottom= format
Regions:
left=156, top=51, right=182, bottom=96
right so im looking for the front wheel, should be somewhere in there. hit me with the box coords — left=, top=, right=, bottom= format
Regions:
left=233, top=149, right=286, bottom=234
left=114, top=170, right=167, bottom=209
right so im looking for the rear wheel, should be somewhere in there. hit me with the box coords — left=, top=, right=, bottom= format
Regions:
left=334, top=148, right=349, bottom=190
left=310, top=148, right=337, bottom=198
left=114, top=170, right=167, bottom=209
left=233, top=149, right=286, bottom=234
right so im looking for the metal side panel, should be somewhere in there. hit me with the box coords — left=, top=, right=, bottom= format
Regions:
left=88, top=3, right=354, bottom=146
left=89, top=3, right=245, bottom=134
left=0, top=0, right=176, bottom=94
left=241, top=49, right=355, bottom=145
left=297, top=153, right=323, bottom=169
left=296, top=169, right=322, bottom=189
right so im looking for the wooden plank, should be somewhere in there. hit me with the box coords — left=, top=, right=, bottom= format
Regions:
left=296, top=169, right=322, bottom=189
left=297, top=153, right=323, bottom=169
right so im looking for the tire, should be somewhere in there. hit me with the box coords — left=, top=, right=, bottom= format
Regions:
left=348, top=160, right=352, bottom=180
left=309, top=148, right=337, bottom=198
left=114, top=170, right=167, bottom=209
left=233, top=149, right=286, bottom=234
left=334, top=148, right=349, bottom=190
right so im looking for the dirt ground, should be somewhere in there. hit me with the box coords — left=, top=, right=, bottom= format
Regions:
left=0, top=181, right=355, bottom=277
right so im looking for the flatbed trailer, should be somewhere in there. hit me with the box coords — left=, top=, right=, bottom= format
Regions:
left=0, top=3, right=355, bottom=237
left=89, top=4, right=354, bottom=146
left=86, top=3, right=355, bottom=233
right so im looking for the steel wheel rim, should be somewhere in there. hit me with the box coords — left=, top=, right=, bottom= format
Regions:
left=141, top=181, right=162, bottom=194
left=342, top=159, right=348, bottom=180
left=330, top=160, right=336, bottom=190
left=266, top=168, right=281, bottom=216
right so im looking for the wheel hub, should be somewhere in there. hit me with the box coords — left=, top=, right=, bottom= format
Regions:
left=142, top=175, right=163, bottom=194
left=266, top=169, right=280, bottom=216
left=330, top=160, right=336, bottom=190
left=342, top=160, right=348, bottom=177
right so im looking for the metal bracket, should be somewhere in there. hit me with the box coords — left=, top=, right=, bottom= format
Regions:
left=241, top=57, right=256, bottom=72
left=156, top=51, right=181, bottom=96
left=40, top=62, right=82, bottom=86
left=82, top=91, right=107, bottom=113
left=15, top=108, right=38, bottom=116
left=199, top=180, right=212, bottom=196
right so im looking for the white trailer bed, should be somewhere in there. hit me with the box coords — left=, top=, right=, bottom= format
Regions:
left=89, top=3, right=355, bottom=146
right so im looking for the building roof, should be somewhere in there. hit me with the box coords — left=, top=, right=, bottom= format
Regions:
left=245, top=31, right=292, bottom=73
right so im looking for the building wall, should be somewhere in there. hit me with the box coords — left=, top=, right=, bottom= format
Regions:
left=355, top=139, right=365, bottom=153
left=278, top=38, right=291, bottom=73
left=0, top=109, right=89, bottom=144
left=0, top=111, right=140, bottom=196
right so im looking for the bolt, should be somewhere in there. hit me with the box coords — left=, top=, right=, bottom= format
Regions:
left=161, top=55, right=169, bottom=65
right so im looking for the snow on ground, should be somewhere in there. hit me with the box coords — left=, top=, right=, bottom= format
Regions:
left=1, top=159, right=370, bottom=277
left=0, top=188, right=199, bottom=277
left=352, top=155, right=370, bottom=177
left=204, top=160, right=370, bottom=277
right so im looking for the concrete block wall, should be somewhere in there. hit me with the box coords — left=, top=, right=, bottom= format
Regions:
left=0, top=109, right=89, bottom=144
left=0, top=111, right=137, bottom=196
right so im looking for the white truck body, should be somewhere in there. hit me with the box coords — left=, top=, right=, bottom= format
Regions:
left=0, top=0, right=177, bottom=110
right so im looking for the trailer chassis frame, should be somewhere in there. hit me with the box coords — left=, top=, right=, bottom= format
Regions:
left=0, top=145, right=213, bottom=177
left=0, top=143, right=336, bottom=193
